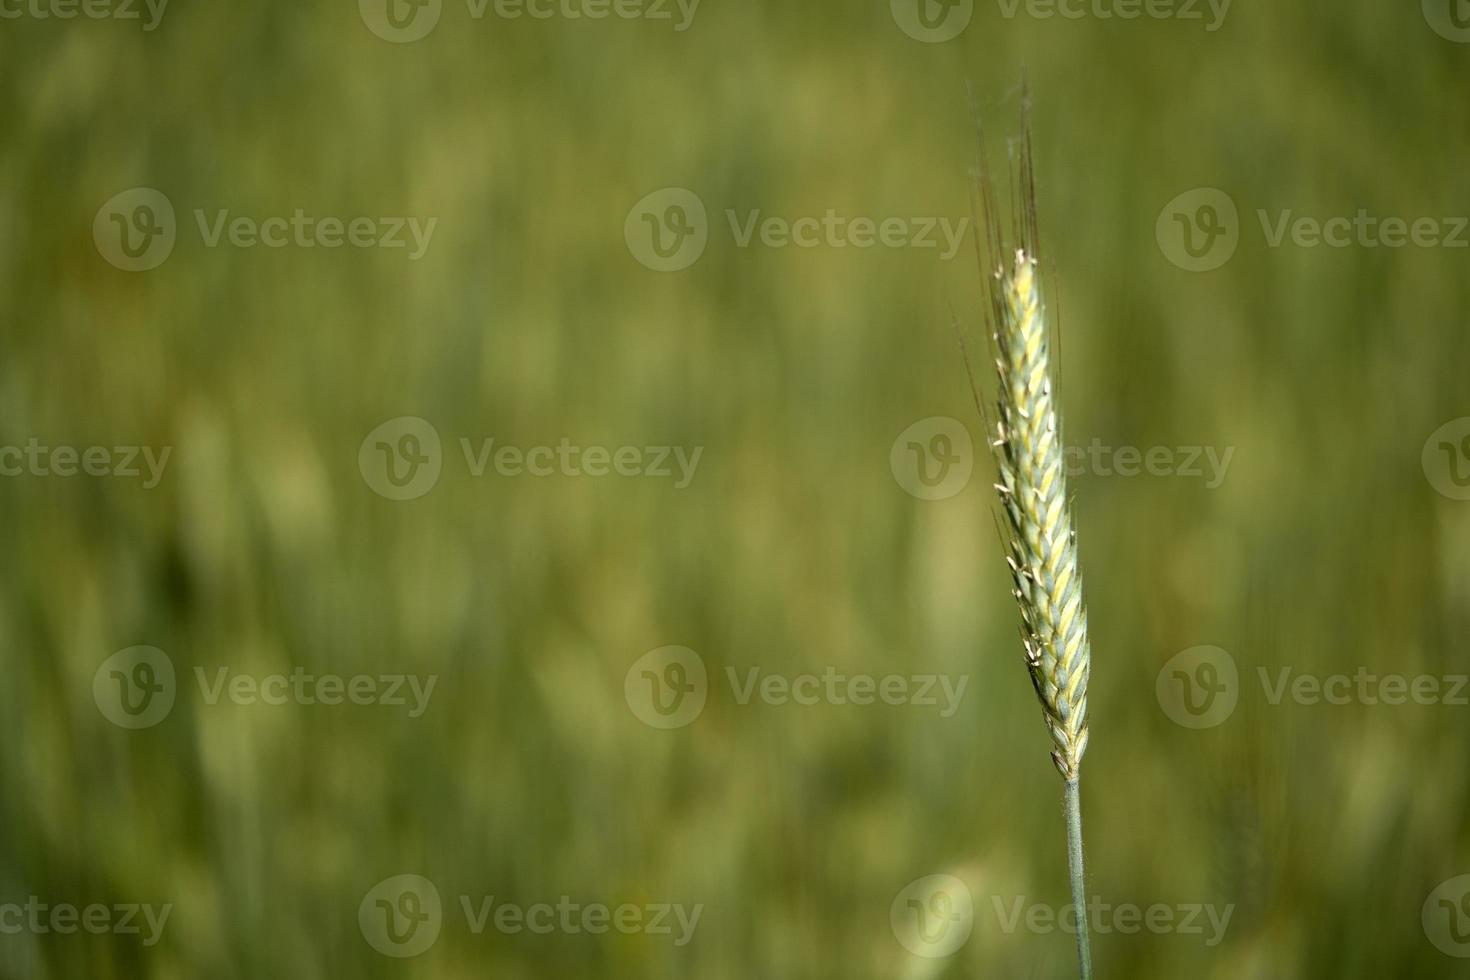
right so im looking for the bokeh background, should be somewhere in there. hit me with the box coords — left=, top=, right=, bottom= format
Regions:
left=2, top=1, right=1469, bottom=977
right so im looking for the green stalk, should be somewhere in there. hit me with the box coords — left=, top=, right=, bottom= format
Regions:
left=963, top=90, right=1099, bottom=980
left=1064, top=778, right=1093, bottom=980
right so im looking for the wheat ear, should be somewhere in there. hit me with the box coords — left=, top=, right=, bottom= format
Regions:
left=964, top=95, right=1095, bottom=980
left=990, top=250, right=1091, bottom=783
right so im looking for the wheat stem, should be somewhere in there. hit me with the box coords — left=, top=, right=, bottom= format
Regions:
left=968, top=92, right=1097, bottom=980
left=1064, top=778, right=1093, bottom=980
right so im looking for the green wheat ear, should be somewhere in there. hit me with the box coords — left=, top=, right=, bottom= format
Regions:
left=991, top=248, right=1091, bottom=783
left=959, top=87, right=1096, bottom=980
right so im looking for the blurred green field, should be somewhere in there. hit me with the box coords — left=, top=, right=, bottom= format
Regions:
left=2, top=1, right=1470, bottom=977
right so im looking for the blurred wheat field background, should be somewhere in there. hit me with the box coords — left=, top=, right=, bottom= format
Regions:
left=2, top=2, right=1469, bottom=978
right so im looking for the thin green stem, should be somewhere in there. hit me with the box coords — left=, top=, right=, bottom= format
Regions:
left=1064, top=778, right=1093, bottom=980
